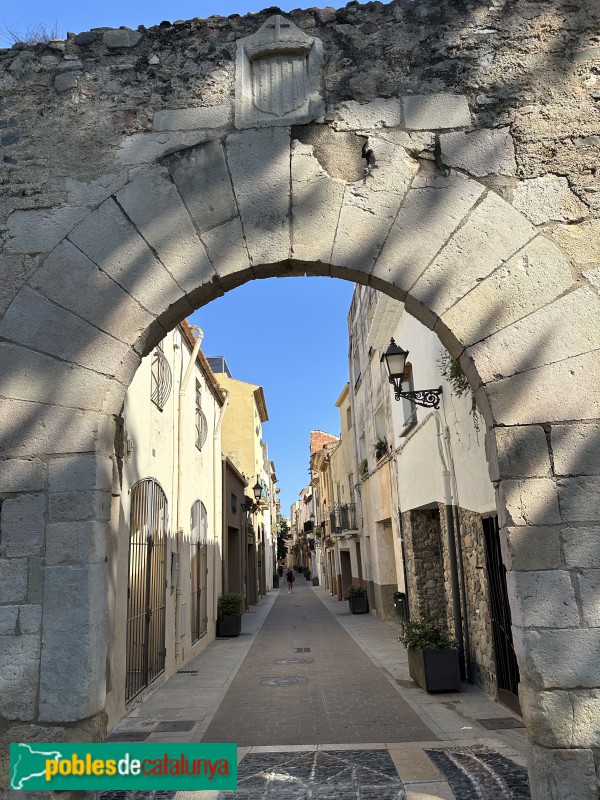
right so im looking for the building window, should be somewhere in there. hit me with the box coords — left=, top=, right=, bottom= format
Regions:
left=353, top=349, right=361, bottom=389
left=191, top=500, right=208, bottom=642
left=346, top=405, right=352, bottom=431
left=195, top=381, right=208, bottom=450
left=400, top=363, right=418, bottom=435
left=150, top=342, right=172, bottom=410
left=231, top=493, right=237, bottom=514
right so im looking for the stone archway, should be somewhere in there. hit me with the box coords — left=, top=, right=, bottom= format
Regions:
left=1, top=6, right=599, bottom=798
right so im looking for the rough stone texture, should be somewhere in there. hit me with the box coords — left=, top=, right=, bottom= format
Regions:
left=439, top=128, right=516, bottom=176
left=558, top=477, right=600, bottom=523
left=39, top=564, right=108, bottom=721
left=117, top=130, right=212, bottom=165
left=373, top=171, right=484, bottom=292
left=115, top=168, right=216, bottom=293
left=332, top=98, right=402, bottom=130
left=488, top=425, right=551, bottom=481
left=0, top=605, right=19, bottom=634
left=498, top=479, right=561, bottom=527
left=0, top=459, right=45, bottom=493
left=48, top=489, right=111, bottom=524
left=201, top=216, right=250, bottom=278
left=291, top=140, right=345, bottom=263
left=0, top=635, right=40, bottom=720
left=577, top=569, right=600, bottom=626
left=0, top=494, right=45, bottom=558
left=0, top=558, right=28, bottom=603
left=528, top=743, right=598, bottom=800
left=402, top=93, right=471, bottom=130
left=520, top=683, right=600, bottom=749
left=441, top=236, right=575, bottom=346
left=45, top=521, right=107, bottom=566
left=4, top=208, right=88, bottom=254
left=552, top=423, right=600, bottom=477
left=410, top=192, right=534, bottom=317
left=401, top=508, right=446, bottom=623
left=19, top=603, right=42, bottom=634
left=49, top=453, right=112, bottom=494
left=226, top=127, right=291, bottom=265
left=0, top=253, right=40, bottom=316
left=153, top=104, right=231, bottom=131
left=513, top=175, right=587, bottom=225
left=551, top=220, right=600, bottom=271
left=501, top=526, right=562, bottom=571
left=562, top=527, right=600, bottom=568
left=513, top=628, right=600, bottom=689
left=103, top=29, right=143, bottom=49
left=506, top=570, right=579, bottom=628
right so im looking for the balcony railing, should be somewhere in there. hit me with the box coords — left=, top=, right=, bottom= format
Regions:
left=329, top=503, right=358, bottom=534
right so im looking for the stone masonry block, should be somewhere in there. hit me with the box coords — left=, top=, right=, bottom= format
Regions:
left=45, top=521, right=107, bottom=566
left=226, top=128, right=291, bottom=266
left=402, top=93, right=471, bottom=130
left=164, top=140, right=237, bottom=234
left=4, top=207, right=88, bottom=254
left=0, top=494, right=45, bottom=558
left=117, top=130, right=212, bottom=165
left=513, top=175, right=587, bottom=225
left=577, top=569, right=600, bottom=626
left=411, top=192, right=534, bottom=317
left=500, top=527, right=562, bottom=571
left=373, top=171, right=484, bottom=293
left=506, top=569, right=579, bottom=627
left=439, top=128, right=516, bottom=176
left=103, top=29, right=142, bottom=48
left=0, top=342, right=113, bottom=412
left=440, top=236, right=575, bottom=346
left=31, top=240, right=155, bottom=347
left=153, top=104, right=231, bottom=131
left=0, top=253, right=40, bottom=317
left=116, top=168, right=215, bottom=294
left=528, top=743, right=597, bottom=800
left=48, top=490, right=111, bottom=523
left=0, top=606, right=19, bottom=634
left=484, top=351, right=600, bottom=426
left=519, top=682, right=574, bottom=748
left=489, top=425, right=551, bottom=481
left=0, top=288, right=132, bottom=379
left=28, top=556, right=44, bottom=604
left=69, top=198, right=183, bottom=316
left=562, top=527, right=600, bottom=568
left=513, top=627, right=600, bottom=689
left=551, top=219, right=600, bottom=270
left=0, top=459, right=44, bottom=493
left=0, top=558, right=28, bottom=603
left=498, top=479, right=560, bottom=527
left=291, top=140, right=345, bottom=264
left=558, top=477, right=600, bottom=523
left=200, top=217, right=251, bottom=278
left=49, top=453, right=112, bottom=494
left=468, top=287, right=600, bottom=383
left=552, top=423, right=600, bottom=476
left=0, top=635, right=40, bottom=720
left=331, top=99, right=402, bottom=130
left=40, top=564, right=107, bottom=721
left=19, top=604, right=42, bottom=634
left=0, top=399, right=101, bottom=458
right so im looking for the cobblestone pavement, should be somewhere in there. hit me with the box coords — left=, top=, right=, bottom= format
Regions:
left=102, top=577, right=531, bottom=799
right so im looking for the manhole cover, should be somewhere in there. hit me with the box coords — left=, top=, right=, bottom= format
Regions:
left=477, top=717, right=525, bottom=730
left=295, top=647, right=311, bottom=652
left=106, top=731, right=150, bottom=742
left=274, top=658, right=314, bottom=665
left=177, top=670, right=198, bottom=674
left=261, top=676, right=308, bottom=686
left=155, top=720, right=196, bottom=732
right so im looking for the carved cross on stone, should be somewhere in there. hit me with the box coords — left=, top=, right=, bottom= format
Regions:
left=235, top=15, right=324, bottom=129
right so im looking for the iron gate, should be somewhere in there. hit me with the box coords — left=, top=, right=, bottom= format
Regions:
left=482, top=515, right=521, bottom=714
left=126, top=478, right=168, bottom=703
left=191, top=500, right=208, bottom=643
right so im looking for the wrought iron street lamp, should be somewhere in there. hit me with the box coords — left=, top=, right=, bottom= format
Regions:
left=381, top=339, right=443, bottom=409
left=252, top=478, right=263, bottom=503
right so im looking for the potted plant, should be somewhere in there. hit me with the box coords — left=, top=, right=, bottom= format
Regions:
left=374, top=439, right=387, bottom=460
left=216, top=592, right=243, bottom=637
left=303, top=567, right=311, bottom=580
left=312, top=575, right=319, bottom=586
left=359, top=458, right=368, bottom=478
left=345, top=584, right=369, bottom=614
left=398, top=617, right=461, bottom=693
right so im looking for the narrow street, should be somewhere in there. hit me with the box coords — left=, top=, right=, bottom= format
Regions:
left=105, top=576, right=531, bottom=799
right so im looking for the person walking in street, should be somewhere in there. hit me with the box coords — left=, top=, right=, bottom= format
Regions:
left=286, top=568, right=295, bottom=593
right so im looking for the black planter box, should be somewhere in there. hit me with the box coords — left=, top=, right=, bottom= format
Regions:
left=273, top=576, right=279, bottom=588
left=216, top=614, right=241, bottom=637
left=348, top=596, right=369, bottom=614
left=312, top=577, right=319, bottom=586
left=407, top=647, right=461, bottom=692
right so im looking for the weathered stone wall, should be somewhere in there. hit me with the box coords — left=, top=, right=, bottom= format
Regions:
left=402, top=508, right=446, bottom=622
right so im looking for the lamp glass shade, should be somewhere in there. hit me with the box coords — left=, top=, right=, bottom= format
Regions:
left=381, top=339, right=408, bottom=379
left=253, top=480, right=262, bottom=502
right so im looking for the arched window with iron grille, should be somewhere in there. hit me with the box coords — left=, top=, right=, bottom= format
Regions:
left=191, top=500, right=208, bottom=643
left=195, top=380, right=208, bottom=450
left=150, top=342, right=172, bottom=410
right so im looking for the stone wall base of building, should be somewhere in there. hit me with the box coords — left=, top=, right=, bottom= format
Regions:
left=370, top=581, right=397, bottom=620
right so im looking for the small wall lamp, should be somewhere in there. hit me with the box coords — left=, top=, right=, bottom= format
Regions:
left=381, top=339, right=443, bottom=409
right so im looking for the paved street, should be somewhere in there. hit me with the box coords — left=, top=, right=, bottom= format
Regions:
left=105, top=575, right=531, bottom=799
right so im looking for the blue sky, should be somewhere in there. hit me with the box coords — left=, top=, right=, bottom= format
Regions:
left=3, top=0, right=355, bottom=516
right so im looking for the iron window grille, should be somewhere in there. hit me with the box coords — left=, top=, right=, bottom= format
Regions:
left=150, top=342, right=172, bottom=410
left=195, top=381, right=208, bottom=450
left=191, top=500, right=208, bottom=643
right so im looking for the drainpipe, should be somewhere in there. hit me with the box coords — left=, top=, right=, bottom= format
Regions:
left=174, top=326, right=203, bottom=663
left=212, top=390, right=230, bottom=625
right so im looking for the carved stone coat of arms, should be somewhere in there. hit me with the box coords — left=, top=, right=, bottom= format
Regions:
left=235, top=15, right=324, bottom=129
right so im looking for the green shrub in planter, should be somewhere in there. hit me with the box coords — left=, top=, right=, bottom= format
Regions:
left=217, top=593, right=243, bottom=616
left=345, top=585, right=367, bottom=599
left=303, top=568, right=311, bottom=580
left=397, top=617, right=457, bottom=650
left=345, top=584, right=368, bottom=614
left=398, top=617, right=461, bottom=692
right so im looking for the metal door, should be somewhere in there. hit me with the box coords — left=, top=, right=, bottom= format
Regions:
left=126, top=479, right=168, bottom=703
left=191, top=500, right=208, bottom=642
left=482, top=515, right=521, bottom=714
